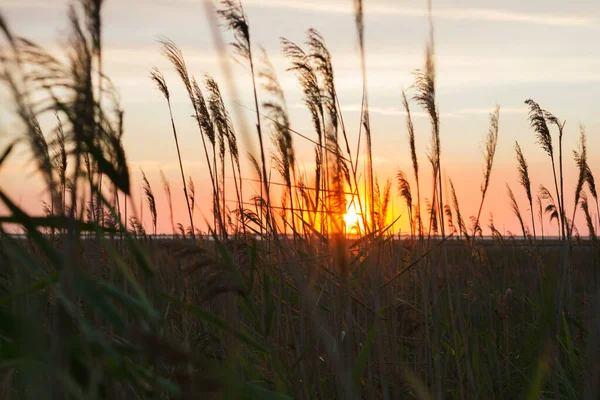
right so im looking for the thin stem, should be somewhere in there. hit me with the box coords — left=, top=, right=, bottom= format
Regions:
left=167, top=99, right=195, bottom=238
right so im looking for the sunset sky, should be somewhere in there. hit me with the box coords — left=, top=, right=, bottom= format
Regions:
left=1, top=0, right=599, bottom=236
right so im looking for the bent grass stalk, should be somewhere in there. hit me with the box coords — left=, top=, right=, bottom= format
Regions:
left=150, top=67, right=195, bottom=238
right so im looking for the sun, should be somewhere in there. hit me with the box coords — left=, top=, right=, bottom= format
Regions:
left=343, top=200, right=362, bottom=233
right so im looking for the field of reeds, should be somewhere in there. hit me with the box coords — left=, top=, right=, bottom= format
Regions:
left=1, top=0, right=599, bottom=399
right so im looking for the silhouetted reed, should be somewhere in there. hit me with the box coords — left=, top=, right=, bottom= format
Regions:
left=474, top=106, right=500, bottom=237
left=150, top=67, right=195, bottom=237
left=402, top=90, right=422, bottom=238
left=507, top=183, right=527, bottom=240
left=515, top=141, right=535, bottom=240
left=160, top=169, right=175, bottom=235
left=141, top=169, right=157, bottom=235
left=525, top=99, right=565, bottom=240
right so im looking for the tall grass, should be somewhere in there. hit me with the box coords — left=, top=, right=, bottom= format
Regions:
left=1, top=1, right=599, bottom=399
left=159, top=169, right=175, bottom=235
left=515, top=141, right=536, bottom=240
left=149, top=67, right=195, bottom=237
left=474, top=106, right=500, bottom=237
left=402, top=90, right=423, bottom=238
left=507, top=183, right=527, bottom=240
left=525, top=99, right=565, bottom=240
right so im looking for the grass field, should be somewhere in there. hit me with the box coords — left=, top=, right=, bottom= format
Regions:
left=1, top=0, right=599, bottom=399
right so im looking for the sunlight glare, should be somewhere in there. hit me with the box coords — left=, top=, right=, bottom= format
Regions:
left=344, top=201, right=362, bottom=233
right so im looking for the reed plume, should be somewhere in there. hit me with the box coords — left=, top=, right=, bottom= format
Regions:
left=313, top=147, right=322, bottom=228
left=205, top=75, right=242, bottom=233
left=218, top=0, right=273, bottom=238
left=160, top=169, right=175, bottom=235
left=27, top=115, right=54, bottom=203
left=50, top=113, right=68, bottom=215
left=580, top=192, right=597, bottom=242
left=129, top=215, right=146, bottom=237
left=192, top=77, right=216, bottom=145
left=188, top=176, right=196, bottom=222
left=536, top=193, right=544, bottom=240
left=449, top=178, right=466, bottom=239
left=192, top=77, right=217, bottom=213
left=80, top=0, right=103, bottom=78
left=525, top=99, right=564, bottom=239
left=281, top=37, right=324, bottom=226
left=247, top=153, right=261, bottom=188
left=585, top=165, right=599, bottom=230
left=141, top=169, right=157, bottom=235
left=279, top=38, right=322, bottom=127
left=81, top=0, right=105, bottom=223
left=507, top=184, right=527, bottom=240
left=176, top=222, right=185, bottom=238
left=247, top=152, right=267, bottom=232
left=259, top=50, right=295, bottom=176
left=15, top=1, right=130, bottom=223
left=158, top=37, right=192, bottom=96
left=111, top=98, right=125, bottom=226
left=396, top=169, right=413, bottom=237
left=159, top=38, right=218, bottom=234
left=515, top=141, right=536, bottom=240
left=545, top=111, right=567, bottom=242
left=149, top=67, right=195, bottom=237
left=352, top=0, right=374, bottom=233
left=474, top=106, right=500, bottom=235
left=304, top=31, right=363, bottom=235
left=413, top=47, right=438, bottom=139
left=425, top=197, right=438, bottom=235
left=571, top=126, right=588, bottom=237
left=378, top=179, right=392, bottom=232
left=307, top=29, right=338, bottom=136
left=200, top=75, right=225, bottom=236
left=149, top=66, right=169, bottom=99
left=539, top=184, right=560, bottom=232
left=2, top=51, right=56, bottom=205
left=307, top=29, right=346, bottom=232
left=489, top=213, right=504, bottom=242
left=402, top=90, right=422, bottom=237
left=444, top=204, right=456, bottom=235
left=586, top=167, right=597, bottom=206
left=83, top=151, right=95, bottom=220
left=413, top=39, right=444, bottom=238
left=259, top=49, right=296, bottom=234
left=217, top=0, right=250, bottom=62
left=280, top=37, right=323, bottom=142
left=525, top=99, right=553, bottom=157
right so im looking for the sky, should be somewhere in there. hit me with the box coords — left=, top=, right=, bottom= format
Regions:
left=1, top=0, right=599, bottom=236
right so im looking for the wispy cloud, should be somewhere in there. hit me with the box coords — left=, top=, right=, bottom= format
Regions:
left=2, top=0, right=62, bottom=9
left=442, top=107, right=528, bottom=117
left=5, top=0, right=596, bottom=28
left=337, top=105, right=417, bottom=117
left=438, top=8, right=595, bottom=27
left=242, top=0, right=596, bottom=27
left=320, top=104, right=528, bottom=118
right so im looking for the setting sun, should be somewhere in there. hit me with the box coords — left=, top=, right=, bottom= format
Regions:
left=344, top=199, right=363, bottom=233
